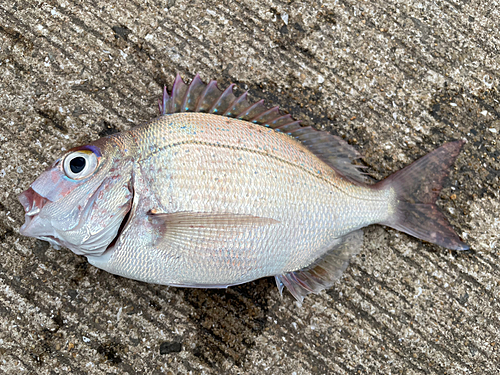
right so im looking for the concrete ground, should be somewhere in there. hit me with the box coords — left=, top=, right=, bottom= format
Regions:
left=0, top=0, right=499, bottom=374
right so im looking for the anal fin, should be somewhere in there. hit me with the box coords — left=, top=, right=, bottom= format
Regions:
left=275, top=230, right=363, bottom=305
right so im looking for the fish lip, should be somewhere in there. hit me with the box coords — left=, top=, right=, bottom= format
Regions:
left=18, top=187, right=51, bottom=237
left=19, top=187, right=49, bottom=216
left=18, top=188, right=63, bottom=250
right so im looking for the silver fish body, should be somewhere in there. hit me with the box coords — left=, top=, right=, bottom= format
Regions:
left=88, top=113, right=393, bottom=286
left=19, top=75, right=468, bottom=303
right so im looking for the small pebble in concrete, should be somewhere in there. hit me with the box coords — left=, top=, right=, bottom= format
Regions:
left=159, top=341, right=182, bottom=355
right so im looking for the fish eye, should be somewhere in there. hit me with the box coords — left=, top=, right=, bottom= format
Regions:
left=63, top=150, right=99, bottom=180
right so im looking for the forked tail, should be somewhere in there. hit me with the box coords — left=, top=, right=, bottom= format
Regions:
left=375, top=141, right=469, bottom=250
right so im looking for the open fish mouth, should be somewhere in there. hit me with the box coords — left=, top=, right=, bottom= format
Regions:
left=18, top=188, right=65, bottom=249
left=19, top=187, right=49, bottom=217
left=18, top=176, right=134, bottom=257
left=18, top=187, right=51, bottom=237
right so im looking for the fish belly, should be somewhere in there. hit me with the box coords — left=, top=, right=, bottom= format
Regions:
left=99, top=114, right=391, bottom=286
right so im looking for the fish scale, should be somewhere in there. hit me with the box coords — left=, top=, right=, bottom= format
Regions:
left=18, top=75, right=468, bottom=304
left=102, top=113, right=392, bottom=286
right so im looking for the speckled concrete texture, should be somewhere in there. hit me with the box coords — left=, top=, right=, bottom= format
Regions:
left=0, top=0, right=499, bottom=374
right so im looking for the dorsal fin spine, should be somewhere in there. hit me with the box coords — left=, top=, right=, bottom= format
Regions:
left=196, top=80, right=212, bottom=112
left=210, top=84, right=235, bottom=114
left=224, top=92, right=248, bottom=117
left=180, top=74, right=202, bottom=112
left=276, top=121, right=301, bottom=132
left=201, top=80, right=219, bottom=112
left=249, top=105, right=279, bottom=123
left=237, top=99, right=265, bottom=119
left=291, top=126, right=314, bottom=136
left=268, top=114, right=293, bottom=129
left=170, top=74, right=184, bottom=113
left=159, top=85, right=169, bottom=115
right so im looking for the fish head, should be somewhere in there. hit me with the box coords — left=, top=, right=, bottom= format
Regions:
left=18, top=137, right=134, bottom=257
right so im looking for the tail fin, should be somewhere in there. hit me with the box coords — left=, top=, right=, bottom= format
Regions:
left=375, top=141, right=469, bottom=250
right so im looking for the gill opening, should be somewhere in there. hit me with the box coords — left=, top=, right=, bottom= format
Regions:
left=105, top=179, right=135, bottom=253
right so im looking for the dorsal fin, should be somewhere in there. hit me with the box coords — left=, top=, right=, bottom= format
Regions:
left=158, top=74, right=367, bottom=182
left=289, top=127, right=366, bottom=182
left=158, top=73, right=299, bottom=128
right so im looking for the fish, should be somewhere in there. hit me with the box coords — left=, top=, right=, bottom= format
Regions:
left=18, top=74, right=469, bottom=304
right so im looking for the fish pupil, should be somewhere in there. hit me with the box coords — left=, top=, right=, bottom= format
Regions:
left=70, top=157, right=86, bottom=173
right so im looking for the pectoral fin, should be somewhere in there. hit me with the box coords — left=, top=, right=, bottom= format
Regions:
left=147, top=210, right=279, bottom=247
